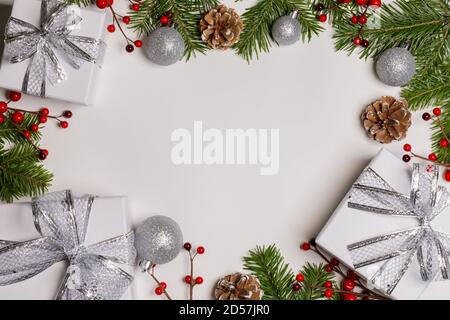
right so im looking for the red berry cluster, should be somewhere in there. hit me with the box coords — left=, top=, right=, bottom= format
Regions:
left=314, top=0, right=382, bottom=48
left=402, top=107, right=450, bottom=181
left=183, top=243, right=205, bottom=290
left=0, top=91, right=72, bottom=161
left=98, top=0, right=143, bottom=52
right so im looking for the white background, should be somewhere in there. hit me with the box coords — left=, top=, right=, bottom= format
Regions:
left=0, top=0, right=433, bottom=300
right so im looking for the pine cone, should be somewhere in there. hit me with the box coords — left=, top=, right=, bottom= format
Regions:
left=214, top=273, right=263, bottom=300
left=362, top=96, right=411, bottom=144
left=200, top=4, right=243, bottom=50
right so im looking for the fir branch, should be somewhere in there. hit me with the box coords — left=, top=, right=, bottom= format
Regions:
left=243, top=245, right=295, bottom=300
left=294, top=262, right=338, bottom=300
left=0, top=143, right=52, bottom=203
left=431, top=102, right=450, bottom=163
left=64, top=0, right=94, bottom=7
left=0, top=113, right=41, bottom=147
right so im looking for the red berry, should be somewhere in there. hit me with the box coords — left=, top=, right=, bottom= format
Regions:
left=318, top=14, right=327, bottom=22
left=315, top=3, right=325, bottom=10
left=155, top=287, right=163, bottom=295
left=39, top=116, right=48, bottom=123
left=122, top=16, right=131, bottom=24
left=361, top=39, right=369, bottom=48
left=196, top=246, right=205, bottom=254
left=325, top=264, right=333, bottom=272
left=433, top=107, right=442, bottom=116
left=184, top=275, right=192, bottom=284
left=292, top=283, right=301, bottom=291
left=11, top=111, right=24, bottom=124
left=355, top=0, right=368, bottom=5
left=96, top=0, right=108, bottom=9
left=134, top=40, right=143, bottom=48
left=40, top=108, right=49, bottom=116
left=0, top=114, right=5, bottom=124
left=0, top=101, right=8, bottom=113
left=324, top=289, right=333, bottom=298
left=403, top=144, right=412, bottom=152
left=195, top=277, right=204, bottom=284
left=428, top=153, right=437, bottom=161
left=402, top=154, right=411, bottom=162
left=347, top=270, right=358, bottom=280
left=38, top=150, right=48, bottom=161
left=342, top=278, right=356, bottom=291
left=126, top=44, right=134, bottom=53
left=63, top=110, right=73, bottom=118
left=159, top=282, right=167, bottom=289
left=422, top=112, right=431, bottom=121
left=160, top=15, right=170, bottom=25
left=41, top=149, right=49, bottom=157
left=30, top=124, right=39, bottom=132
left=368, top=0, right=382, bottom=7
left=22, top=130, right=31, bottom=139
left=296, top=274, right=305, bottom=282
left=9, top=91, right=21, bottom=102
left=440, top=139, right=448, bottom=148
left=353, top=36, right=362, bottom=46
left=59, top=121, right=69, bottom=129
left=445, top=170, right=450, bottom=182
left=301, top=242, right=311, bottom=251
left=330, top=258, right=339, bottom=266
left=107, top=24, right=115, bottom=32
left=184, top=242, right=192, bottom=251
left=358, top=15, right=367, bottom=24
left=351, top=16, right=358, bottom=24
left=132, top=3, right=140, bottom=11
left=342, top=293, right=358, bottom=300
left=324, top=281, right=332, bottom=288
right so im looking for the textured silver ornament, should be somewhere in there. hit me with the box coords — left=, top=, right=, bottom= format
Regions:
left=375, top=47, right=416, bottom=87
left=271, top=12, right=301, bottom=46
left=135, top=215, right=183, bottom=265
left=143, top=27, right=185, bottom=66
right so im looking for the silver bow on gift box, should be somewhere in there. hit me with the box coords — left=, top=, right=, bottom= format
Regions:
left=4, top=0, right=106, bottom=97
left=347, top=164, right=450, bottom=295
left=0, top=191, right=136, bottom=300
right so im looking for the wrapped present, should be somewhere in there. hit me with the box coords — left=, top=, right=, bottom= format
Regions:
left=316, top=148, right=450, bottom=299
left=0, top=191, right=136, bottom=300
left=0, top=0, right=106, bottom=105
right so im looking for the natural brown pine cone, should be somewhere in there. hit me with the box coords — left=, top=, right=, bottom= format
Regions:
left=214, top=273, right=263, bottom=300
left=199, top=4, right=243, bottom=50
left=362, top=96, right=411, bottom=144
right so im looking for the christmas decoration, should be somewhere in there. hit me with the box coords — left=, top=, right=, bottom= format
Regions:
left=135, top=215, right=183, bottom=265
left=0, top=190, right=136, bottom=300
left=375, top=47, right=416, bottom=86
left=271, top=11, right=302, bottom=46
left=214, top=273, right=263, bottom=300
left=361, top=96, right=411, bottom=144
left=143, top=27, right=185, bottom=66
left=199, top=4, right=243, bottom=50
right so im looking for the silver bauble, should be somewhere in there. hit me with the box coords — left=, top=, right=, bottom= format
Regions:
left=271, top=13, right=301, bottom=46
left=375, top=47, right=416, bottom=87
left=143, top=27, right=185, bottom=66
left=135, top=215, right=183, bottom=265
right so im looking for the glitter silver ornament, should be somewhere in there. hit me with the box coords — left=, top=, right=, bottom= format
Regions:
left=143, top=27, right=185, bottom=66
left=375, top=47, right=416, bottom=87
left=271, top=11, right=301, bottom=46
left=135, top=215, right=183, bottom=266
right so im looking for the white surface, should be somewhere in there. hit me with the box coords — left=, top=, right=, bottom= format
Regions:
left=0, top=0, right=434, bottom=300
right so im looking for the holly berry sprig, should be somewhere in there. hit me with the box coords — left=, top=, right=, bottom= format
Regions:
left=314, top=0, right=382, bottom=48
left=402, top=107, right=450, bottom=182
left=0, top=91, right=72, bottom=161
left=148, top=242, right=205, bottom=300
left=96, top=0, right=143, bottom=52
left=297, top=239, right=386, bottom=300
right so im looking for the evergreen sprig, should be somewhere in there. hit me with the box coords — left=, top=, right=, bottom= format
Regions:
left=294, top=262, right=337, bottom=300
left=234, top=0, right=323, bottom=62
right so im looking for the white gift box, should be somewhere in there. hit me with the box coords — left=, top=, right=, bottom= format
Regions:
left=0, top=0, right=106, bottom=105
left=316, top=148, right=450, bottom=300
left=0, top=196, right=134, bottom=300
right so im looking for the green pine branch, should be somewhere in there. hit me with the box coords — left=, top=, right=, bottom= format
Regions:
left=293, top=262, right=338, bottom=300
left=233, top=0, right=323, bottom=62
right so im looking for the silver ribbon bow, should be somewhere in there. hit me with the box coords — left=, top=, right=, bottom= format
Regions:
left=0, top=191, right=136, bottom=300
left=4, top=0, right=106, bottom=97
left=347, top=164, right=450, bottom=295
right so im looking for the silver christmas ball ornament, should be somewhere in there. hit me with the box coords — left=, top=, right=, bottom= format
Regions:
left=271, top=11, right=301, bottom=46
left=143, top=27, right=185, bottom=66
left=135, top=215, right=183, bottom=266
left=375, top=47, right=416, bottom=87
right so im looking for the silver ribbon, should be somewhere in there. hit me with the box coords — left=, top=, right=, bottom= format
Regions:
left=347, top=163, right=450, bottom=295
left=0, top=190, right=136, bottom=300
left=4, top=0, right=106, bottom=97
